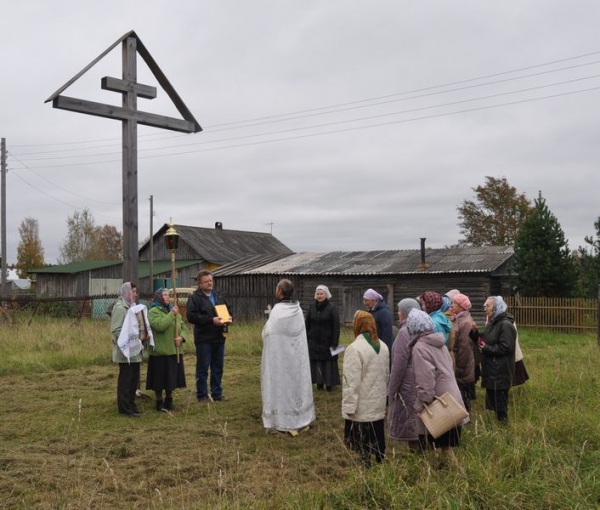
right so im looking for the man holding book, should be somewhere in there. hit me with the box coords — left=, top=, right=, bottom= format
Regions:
left=186, top=270, right=232, bottom=403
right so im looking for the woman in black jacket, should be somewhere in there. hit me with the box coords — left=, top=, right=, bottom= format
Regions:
left=305, top=285, right=341, bottom=391
left=478, top=296, right=516, bottom=423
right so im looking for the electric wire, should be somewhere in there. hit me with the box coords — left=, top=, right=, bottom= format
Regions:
left=8, top=151, right=120, bottom=205
left=19, top=84, right=600, bottom=169
left=9, top=49, right=600, bottom=151
left=15, top=74, right=600, bottom=164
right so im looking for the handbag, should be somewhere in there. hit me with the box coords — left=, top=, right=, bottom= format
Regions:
left=417, top=392, right=469, bottom=439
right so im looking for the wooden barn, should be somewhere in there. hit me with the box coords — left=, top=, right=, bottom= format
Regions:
left=30, top=223, right=293, bottom=297
left=212, top=246, right=515, bottom=326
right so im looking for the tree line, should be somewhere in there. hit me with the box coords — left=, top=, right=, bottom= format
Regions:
left=12, top=180, right=600, bottom=298
left=15, top=207, right=122, bottom=278
left=457, top=176, right=600, bottom=298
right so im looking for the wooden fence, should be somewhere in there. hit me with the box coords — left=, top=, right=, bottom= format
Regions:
left=504, top=296, right=598, bottom=334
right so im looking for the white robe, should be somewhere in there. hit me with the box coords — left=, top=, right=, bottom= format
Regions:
left=261, top=301, right=315, bottom=431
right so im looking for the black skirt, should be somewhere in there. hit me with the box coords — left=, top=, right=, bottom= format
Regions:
left=344, top=419, right=386, bottom=465
left=419, top=426, right=462, bottom=449
left=310, top=359, right=341, bottom=387
left=513, top=360, right=529, bottom=386
left=145, top=355, right=186, bottom=392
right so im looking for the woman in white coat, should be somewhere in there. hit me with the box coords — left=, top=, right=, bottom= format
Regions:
left=342, top=311, right=390, bottom=466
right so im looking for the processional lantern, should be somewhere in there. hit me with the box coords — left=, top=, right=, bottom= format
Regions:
left=164, top=221, right=180, bottom=259
left=164, top=220, right=181, bottom=362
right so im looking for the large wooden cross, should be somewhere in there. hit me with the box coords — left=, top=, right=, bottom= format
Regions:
left=46, top=31, right=201, bottom=285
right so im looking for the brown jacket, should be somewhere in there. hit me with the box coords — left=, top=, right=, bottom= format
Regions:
left=453, top=311, right=476, bottom=385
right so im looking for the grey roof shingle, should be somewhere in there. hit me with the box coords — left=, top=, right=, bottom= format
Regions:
left=215, top=246, right=514, bottom=276
left=146, top=224, right=293, bottom=264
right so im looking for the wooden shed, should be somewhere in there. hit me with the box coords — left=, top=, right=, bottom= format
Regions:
left=29, top=223, right=293, bottom=297
left=213, top=246, right=515, bottom=326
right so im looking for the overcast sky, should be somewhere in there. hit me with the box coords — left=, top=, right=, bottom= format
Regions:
left=2, top=1, right=599, bottom=264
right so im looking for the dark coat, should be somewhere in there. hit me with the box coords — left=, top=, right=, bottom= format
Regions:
left=481, top=312, right=516, bottom=390
left=186, top=289, right=230, bottom=344
left=305, top=300, right=340, bottom=361
left=370, top=301, right=394, bottom=351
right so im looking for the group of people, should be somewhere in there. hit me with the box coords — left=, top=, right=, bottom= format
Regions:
left=263, top=284, right=528, bottom=467
left=383, top=289, right=528, bottom=465
left=110, top=270, right=231, bottom=417
left=110, top=275, right=528, bottom=469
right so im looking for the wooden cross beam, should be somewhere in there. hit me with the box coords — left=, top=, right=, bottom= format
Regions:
left=45, top=31, right=201, bottom=285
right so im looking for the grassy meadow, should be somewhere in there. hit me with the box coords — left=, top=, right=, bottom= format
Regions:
left=0, top=315, right=599, bottom=509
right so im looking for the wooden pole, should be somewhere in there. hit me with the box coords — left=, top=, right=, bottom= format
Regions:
left=149, top=195, right=154, bottom=293
left=170, top=250, right=180, bottom=363
left=1, top=138, right=6, bottom=298
left=122, top=35, right=139, bottom=285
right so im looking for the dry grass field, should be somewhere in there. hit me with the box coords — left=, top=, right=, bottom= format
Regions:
left=1, top=317, right=599, bottom=509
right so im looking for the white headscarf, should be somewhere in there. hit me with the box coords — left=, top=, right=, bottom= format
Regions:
left=406, top=309, right=436, bottom=338
left=315, top=285, right=332, bottom=299
left=490, top=296, right=508, bottom=320
left=119, top=282, right=135, bottom=307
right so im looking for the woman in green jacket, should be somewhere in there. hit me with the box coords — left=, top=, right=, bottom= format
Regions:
left=146, top=287, right=187, bottom=412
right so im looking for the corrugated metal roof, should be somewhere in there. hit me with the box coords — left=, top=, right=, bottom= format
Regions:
left=213, top=253, right=292, bottom=276
left=223, top=247, right=514, bottom=276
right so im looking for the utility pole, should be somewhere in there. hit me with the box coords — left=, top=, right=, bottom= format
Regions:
left=149, top=195, right=154, bottom=293
left=1, top=138, right=7, bottom=297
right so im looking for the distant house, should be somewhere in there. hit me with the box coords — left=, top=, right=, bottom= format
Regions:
left=213, top=246, right=515, bottom=325
left=7, top=278, right=32, bottom=294
left=29, top=223, right=293, bottom=297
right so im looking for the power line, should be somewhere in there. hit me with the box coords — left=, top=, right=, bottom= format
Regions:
left=9, top=49, right=600, bottom=151
left=15, top=73, right=600, bottom=164
left=8, top=170, right=120, bottom=220
left=7, top=151, right=120, bottom=205
left=20, top=85, right=600, bottom=169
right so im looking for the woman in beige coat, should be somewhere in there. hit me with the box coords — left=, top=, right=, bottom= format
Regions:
left=342, top=311, right=390, bottom=466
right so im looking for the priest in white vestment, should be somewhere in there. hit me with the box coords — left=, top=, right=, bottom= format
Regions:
left=261, top=279, right=315, bottom=432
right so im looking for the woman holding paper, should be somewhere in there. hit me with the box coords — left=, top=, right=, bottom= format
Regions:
left=305, top=285, right=341, bottom=391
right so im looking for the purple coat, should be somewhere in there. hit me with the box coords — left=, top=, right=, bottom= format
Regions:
left=387, top=321, right=418, bottom=442
left=410, top=330, right=468, bottom=435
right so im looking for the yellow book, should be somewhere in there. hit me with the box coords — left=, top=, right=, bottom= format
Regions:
left=215, top=304, right=232, bottom=323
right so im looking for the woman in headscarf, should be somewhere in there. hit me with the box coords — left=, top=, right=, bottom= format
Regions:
left=342, top=311, right=390, bottom=466
left=388, top=298, right=421, bottom=450
left=479, top=296, right=516, bottom=423
left=407, top=309, right=468, bottom=454
left=450, top=293, right=476, bottom=412
left=418, top=291, right=452, bottom=347
left=111, top=282, right=143, bottom=417
left=362, top=288, right=394, bottom=353
left=305, top=285, right=341, bottom=391
left=146, top=287, right=187, bottom=412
